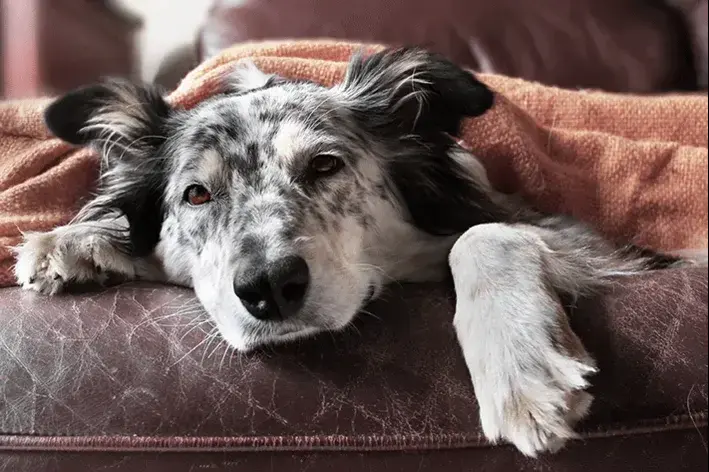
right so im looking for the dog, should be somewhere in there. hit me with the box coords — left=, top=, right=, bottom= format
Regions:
left=13, top=48, right=702, bottom=457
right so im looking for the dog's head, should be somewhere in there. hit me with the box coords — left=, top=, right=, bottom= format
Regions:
left=45, top=48, right=499, bottom=350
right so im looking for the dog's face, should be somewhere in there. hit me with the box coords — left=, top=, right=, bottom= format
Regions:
left=45, top=48, right=499, bottom=350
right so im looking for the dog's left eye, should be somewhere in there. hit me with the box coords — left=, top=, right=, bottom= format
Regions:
left=184, top=185, right=212, bottom=206
left=307, top=154, right=344, bottom=178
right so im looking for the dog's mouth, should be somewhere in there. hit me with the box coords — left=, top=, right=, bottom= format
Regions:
left=269, top=326, right=324, bottom=344
left=237, top=325, right=324, bottom=352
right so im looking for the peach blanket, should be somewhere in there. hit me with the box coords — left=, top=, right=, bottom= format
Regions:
left=1, top=41, right=707, bottom=287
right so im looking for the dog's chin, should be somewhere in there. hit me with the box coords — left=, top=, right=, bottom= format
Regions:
left=241, top=326, right=325, bottom=352
left=214, top=309, right=361, bottom=353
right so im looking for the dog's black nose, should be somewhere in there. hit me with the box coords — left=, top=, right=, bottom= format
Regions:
left=233, top=255, right=310, bottom=321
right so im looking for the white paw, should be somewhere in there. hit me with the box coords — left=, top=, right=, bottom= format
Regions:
left=475, top=349, right=597, bottom=457
left=14, top=231, right=107, bottom=295
left=449, top=222, right=600, bottom=457
left=452, top=274, right=598, bottom=456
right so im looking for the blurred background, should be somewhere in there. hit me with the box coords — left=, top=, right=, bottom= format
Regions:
left=0, top=0, right=707, bottom=99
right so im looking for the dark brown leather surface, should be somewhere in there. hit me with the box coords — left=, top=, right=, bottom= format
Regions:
left=201, top=0, right=700, bottom=93
left=0, top=268, right=707, bottom=470
left=668, top=0, right=709, bottom=87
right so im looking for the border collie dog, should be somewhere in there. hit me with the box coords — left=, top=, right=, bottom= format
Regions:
left=15, top=48, right=699, bottom=456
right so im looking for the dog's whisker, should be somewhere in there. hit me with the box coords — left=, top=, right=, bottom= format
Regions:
left=179, top=318, right=215, bottom=344
left=206, top=336, right=227, bottom=361
left=200, top=330, right=223, bottom=366
left=357, top=308, right=382, bottom=322
left=170, top=330, right=216, bottom=368
left=218, top=342, right=234, bottom=372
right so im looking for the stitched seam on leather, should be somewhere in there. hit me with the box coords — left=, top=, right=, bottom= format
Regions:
left=0, top=412, right=705, bottom=452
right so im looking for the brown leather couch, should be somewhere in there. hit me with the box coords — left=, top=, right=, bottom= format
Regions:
left=198, top=0, right=706, bottom=93
left=1, top=270, right=707, bottom=471
left=2, top=1, right=708, bottom=470
left=157, top=0, right=708, bottom=93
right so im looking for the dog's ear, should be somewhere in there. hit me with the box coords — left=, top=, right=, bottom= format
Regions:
left=337, top=49, right=504, bottom=236
left=44, top=80, right=172, bottom=256
left=44, top=79, right=170, bottom=147
left=337, top=48, right=493, bottom=136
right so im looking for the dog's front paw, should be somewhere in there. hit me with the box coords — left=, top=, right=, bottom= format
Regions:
left=475, top=347, right=596, bottom=457
left=455, top=289, right=598, bottom=457
left=14, top=231, right=105, bottom=294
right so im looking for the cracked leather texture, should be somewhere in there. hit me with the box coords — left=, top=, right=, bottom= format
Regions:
left=0, top=268, right=707, bottom=471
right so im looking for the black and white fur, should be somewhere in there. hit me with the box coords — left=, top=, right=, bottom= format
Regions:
left=14, top=48, right=703, bottom=456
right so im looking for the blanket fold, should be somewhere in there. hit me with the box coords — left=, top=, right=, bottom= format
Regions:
left=1, top=40, right=707, bottom=287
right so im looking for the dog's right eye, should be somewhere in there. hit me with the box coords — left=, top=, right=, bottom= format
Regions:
left=306, top=154, right=345, bottom=180
left=184, top=185, right=212, bottom=206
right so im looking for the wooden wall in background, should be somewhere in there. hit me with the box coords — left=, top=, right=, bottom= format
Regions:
left=1, top=0, right=140, bottom=99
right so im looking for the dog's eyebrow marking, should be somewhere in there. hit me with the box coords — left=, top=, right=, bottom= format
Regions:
left=198, top=149, right=224, bottom=182
left=272, top=120, right=313, bottom=163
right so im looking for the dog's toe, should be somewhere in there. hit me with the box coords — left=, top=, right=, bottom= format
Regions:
left=505, top=388, right=592, bottom=457
left=477, top=353, right=596, bottom=457
left=14, top=232, right=70, bottom=295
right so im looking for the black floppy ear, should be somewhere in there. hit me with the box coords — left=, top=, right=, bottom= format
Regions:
left=339, top=48, right=505, bottom=236
left=44, top=80, right=172, bottom=256
left=44, top=84, right=116, bottom=145
left=338, top=47, right=494, bottom=136
left=44, top=79, right=170, bottom=147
